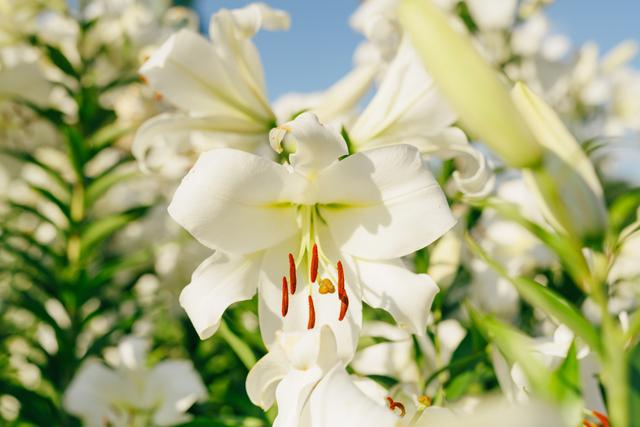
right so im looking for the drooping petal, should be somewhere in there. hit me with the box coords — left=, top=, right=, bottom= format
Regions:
left=179, top=252, right=262, bottom=339
left=355, top=257, right=439, bottom=335
left=318, top=144, right=455, bottom=260
left=140, top=29, right=272, bottom=123
left=168, top=149, right=300, bottom=254
left=307, top=365, right=399, bottom=427
left=147, top=360, right=208, bottom=426
left=258, top=234, right=362, bottom=360
left=246, top=349, right=289, bottom=410
left=132, top=113, right=269, bottom=175
left=410, top=128, right=495, bottom=198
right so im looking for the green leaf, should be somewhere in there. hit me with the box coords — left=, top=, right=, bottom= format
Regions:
left=79, top=206, right=150, bottom=258
left=609, top=188, right=640, bottom=235
left=479, top=198, right=591, bottom=287
left=86, top=168, right=137, bottom=206
left=0, top=148, right=69, bottom=191
left=37, top=41, right=78, bottom=79
left=62, top=126, right=87, bottom=178
left=29, top=185, right=70, bottom=219
left=466, top=233, right=601, bottom=353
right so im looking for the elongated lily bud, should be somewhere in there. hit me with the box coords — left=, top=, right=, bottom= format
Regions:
left=397, top=0, right=543, bottom=168
left=513, top=83, right=607, bottom=243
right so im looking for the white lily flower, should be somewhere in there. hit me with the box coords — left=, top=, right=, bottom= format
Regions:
left=246, top=326, right=400, bottom=427
left=133, top=3, right=289, bottom=176
left=349, top=39, right=495, bottom=198
left=169, top=112, right=454, bottom=357
left=63, top=336, right=207, bottom=427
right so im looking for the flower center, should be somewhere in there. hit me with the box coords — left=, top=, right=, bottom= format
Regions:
left=280, top=205, right=349, bottom=328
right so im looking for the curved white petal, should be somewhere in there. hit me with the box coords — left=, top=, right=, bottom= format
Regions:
left=270, top=112, right=348, bottom=177
left=258, top=234, right=363, bottom=360
left=273, top=367, right=324, bottom=427
left=352, top=339, right=419, bottom=383
left=307, top=365, right=399, bottom=427
left=208, top=4, right=288, bottom=115
left=355, top=257, right=439, bottom=335
left=147, top=360, right=208, bottom=426
left=132, top=113, right=268, bottom=175
left=168, top=149, right=299, bottom=254
left=318, top=144, right=455, bottom=260
left=140, top=29, right=272, bottom=123
left=350, top=39, right=456, bottom=149
left=179, top=252, right=261, bottom=339
left=246, top=349, right=289, bottom=409
left=411, top=128, right=495, bottom=198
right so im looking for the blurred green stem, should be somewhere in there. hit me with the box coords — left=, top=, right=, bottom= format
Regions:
left=218, top=320, right=257, bottom=370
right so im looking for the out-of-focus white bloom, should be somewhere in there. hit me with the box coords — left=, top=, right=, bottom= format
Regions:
left=63, top=336, right=207, bottom=427
left=246, top=326, right=399, bottom=427
left=492, top=325, right=606, bottom=414
left=470, top=176, right=554, bottom=318
left=169, top=112, right=454, bottom=357
left=352, top=319, right=465, bottom=410
left=413, top=398, right=566, bottom=427
left=466, top=0, right=517, bottom=31
left=349, top=39, right=494, bottom=198
left=133, top=3, right=289, bottom=178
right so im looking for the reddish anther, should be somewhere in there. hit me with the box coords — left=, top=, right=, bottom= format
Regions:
left=337, top=261, right=345, bottom=296
left=583, top=421, right=598, bottom=427
left=310, top=244, right=319, bottom=283
left=288, top=253, right=297, bottom=294
left=281, top=277, right=289, bottom=317
left=592, top=411, right=609, bottom=427
left=338, top=294, right=349, bottom=321
left=385, top=397, right=406, bottom=417
left=307, top=295, right=316, bottom=329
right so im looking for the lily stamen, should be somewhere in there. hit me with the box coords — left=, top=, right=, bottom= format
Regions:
left=310, top=243, right=319, bottom=283
left=339, top=294, right=349, bottom=321
left=592, top=411, right=609, bottom=427
left=307, top=295, right=316, bottom=329
left=281, top=277, right=289, bottom=317
left=385, top=397, right=406, bottom=417
left=288, top=253, right=297, bottom=294
left=319, top=278, right=336, bottom=294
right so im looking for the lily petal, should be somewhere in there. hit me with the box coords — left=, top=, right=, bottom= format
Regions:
left=246, top=349, right=289, bottom=410
left=318, top=144, right=455, bottom=260
left=179, top=252, right=261, bottom=339
left=147, top=360, right=208, bottom=426
left=140, top=29, right=272, bottom=123
left=307, top=365, right=399, bottom=427
left=168, top=149, right=300, bottom=254
left=355, top=257, right=439, bottom=335
left=273, top=367, right=324, bottom=427
left=270, top=112, right=348, bottom=177
left=132, top=113, right=268, bottom=175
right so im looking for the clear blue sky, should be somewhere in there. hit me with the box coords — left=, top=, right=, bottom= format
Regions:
left=195, top=0, right=640, bottom=100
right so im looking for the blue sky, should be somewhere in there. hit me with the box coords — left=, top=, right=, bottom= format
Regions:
left=195, top=0, right=640, bottom=100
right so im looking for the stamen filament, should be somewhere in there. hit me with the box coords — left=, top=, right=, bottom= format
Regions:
left=307, top=295, right=316, bottom=329
left=281, top=277, right=289, bottom=317
left=386, top=397, right=406, bottom=417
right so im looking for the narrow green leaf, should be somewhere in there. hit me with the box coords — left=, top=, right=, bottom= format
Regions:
left=630, top=342, right=640, bottom=427
left=79, top=206, right=150, bottom=258
left=466, top=233, right=601, bottom=353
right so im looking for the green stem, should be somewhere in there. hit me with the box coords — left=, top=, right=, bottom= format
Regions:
left=218, top=320, right=257, bottom=370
